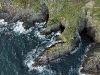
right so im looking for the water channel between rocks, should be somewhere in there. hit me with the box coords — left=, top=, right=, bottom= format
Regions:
left=0, top=20, right=93, bottom=75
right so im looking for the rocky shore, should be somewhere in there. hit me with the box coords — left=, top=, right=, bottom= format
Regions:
left=79, top=1, right=100, bottom=75
left=0, top=0, right=81, bottom=67
left=0, top=0, right=100, bottom=74
left=81, top=43, right=100, bottom=75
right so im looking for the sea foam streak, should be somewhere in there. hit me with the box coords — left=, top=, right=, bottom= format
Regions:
left=24, top=22, right=63, bottom=72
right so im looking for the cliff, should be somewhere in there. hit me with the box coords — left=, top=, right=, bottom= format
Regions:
left=1, top=0, right=100, bottom=74
left=79, top=0, right=100, bottom=74
left=0, top=0, right=88, bottom=66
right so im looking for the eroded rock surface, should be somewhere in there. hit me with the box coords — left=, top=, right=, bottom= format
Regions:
left=0, top=3, right=49, bottom=30
left=80, top=1, right=100, bottom=74
left=81, top=43, right=100, bottom=74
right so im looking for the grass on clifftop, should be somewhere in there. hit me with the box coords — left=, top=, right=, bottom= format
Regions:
left=11, top=0, right=89, bottom=45
left=91, top=0, right=100, bottom=22
left=87, top=0, right=100, bottom=24
left=91, top=8, right=100, bottom=22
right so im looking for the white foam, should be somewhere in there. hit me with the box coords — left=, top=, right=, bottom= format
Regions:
left=78, top=67, right=91, bottom=75
left=27, top=60, right=34, bottom=70
left=13, top=21, right=25, bottom=34
left=70, top=38, right=82, bottom=54
left=24, top=58, right=46, bottom=73
left=34, top=30, right=45, bottom=40
left=24, top=48, right=45, bottom=71
left=35, top=22, right=46, bottom=25
left=35, top=22, right=46, bottom=27
left=13, top=21, right=33, bottom=34
left=38, top=32, right=45, bottom=39
left=56, top=31, right=61, bottom=36
left=0, top=19, right=4, bottom=22
left=0, top=19, right=8, bottom=25
left=33, top=66, right=46, bottom=73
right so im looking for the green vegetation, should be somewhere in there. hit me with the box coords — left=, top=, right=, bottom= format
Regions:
left=91, top=8, right=100, bottom=22
left=12, top=0, right=89, bottom=44
left=94, top=0, right=100, bottom=7
left=12, top=0, right=40, bottom=10
left=86, top=0, right=100, bottom=22
left=11, top=0, right=90, bottom=54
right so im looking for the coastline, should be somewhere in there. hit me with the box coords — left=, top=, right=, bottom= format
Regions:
left=0, top=1, right=100, bottom=74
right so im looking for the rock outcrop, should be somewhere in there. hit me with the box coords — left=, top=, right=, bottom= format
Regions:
left=81, top=43, right=100, bottom=75
left=23, top=3, right=49, bottom=29
left=1, top=1, right=100, bottom=73
left=0, top=3, right=49, bottom=30
left=40, top=22, right=65, bottom=35
left=77, top=1, right=100, bottom=43
left=79, top=1, right=100, bottom=74
left=33, top=42, right=74, bottom=66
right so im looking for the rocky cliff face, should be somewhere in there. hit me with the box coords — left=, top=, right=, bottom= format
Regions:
left=0, top=2, right=49, bottom=30
left=77, top=1, right=100, bottom=43
left=78, top=1, right=100, bottom=74
left=81, top=43, right=100, bottom=75
left=1, top=0, right=100, bottom=74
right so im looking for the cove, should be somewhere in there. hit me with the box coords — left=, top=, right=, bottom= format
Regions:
left=46, top=28, right=94, bottom=75
left=0, top=18, right=94, bottom=75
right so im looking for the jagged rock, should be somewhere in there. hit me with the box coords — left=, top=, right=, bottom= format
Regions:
left=77, top=6, right=100, bottom=43
left=80, top=1, right=100, bottom=74
left=0, top=3, right=49, bottom=30
left=40, top=22, right=65, bottom=35
left=33, top=42, right=73, bottom=66
left=81, top=43, right=100, bottom=74
left=23, top=3, right=49, bottom=29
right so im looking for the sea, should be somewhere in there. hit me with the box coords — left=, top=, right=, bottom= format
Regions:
left=0, top=19, right=93, bottom=75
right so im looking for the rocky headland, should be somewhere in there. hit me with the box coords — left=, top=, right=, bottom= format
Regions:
left=0, top=0, right=100, bottom=75
left=78, top=1, right=100, bottom=74
left=0, top=0, right=82, bottom=66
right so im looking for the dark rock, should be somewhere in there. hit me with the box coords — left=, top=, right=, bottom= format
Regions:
left=0, top=3, right=49, bottom=30
left=81, top=43, right=100, bottom=74
left=33, top=56, right=49, bottom=66
left=22, top=3, right=49, bottom=30
left=32, top=42, right=76, bottom=67
left=0, top=7, right=13, bottom=22
left=40, top=22, right=65, bottom=35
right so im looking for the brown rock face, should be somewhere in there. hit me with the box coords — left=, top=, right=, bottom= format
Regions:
left=86, top=12, right=100, bottom=43
left=76, top=1, right=100, bottom=74
left=81, top=43, right=100, bottom=74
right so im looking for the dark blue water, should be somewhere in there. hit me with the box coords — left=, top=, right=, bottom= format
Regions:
left=0, top=20, right=93, bottom=75
left=48, top=29, right=93, bottom=75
